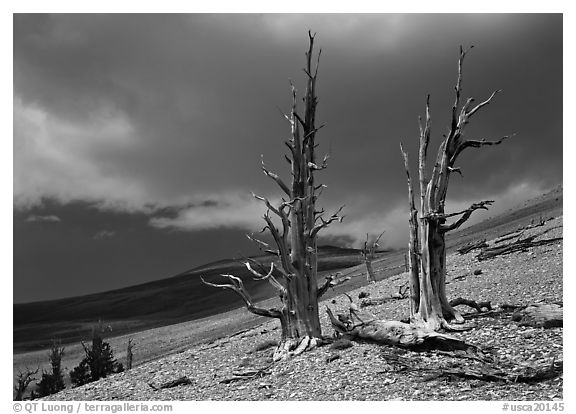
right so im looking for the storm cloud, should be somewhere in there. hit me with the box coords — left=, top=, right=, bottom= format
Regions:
left=13, top=14, right=562, bottom=301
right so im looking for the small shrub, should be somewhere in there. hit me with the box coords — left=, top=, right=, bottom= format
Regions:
left=358, top=291, right=370, bottom=299
left=70, top=322, right=124, bottom=388
left=253, top=339, right=278, bottom=352
left=36, top=340, right=65, bottom=397
left=330, top=338, right=354, bottom=350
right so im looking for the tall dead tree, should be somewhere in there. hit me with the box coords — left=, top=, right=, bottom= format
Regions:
left=400, top=46, right=512, bottom=331
left=202, top=32, right=344, bottom=361
left=360, top=231, right=385, bottom=283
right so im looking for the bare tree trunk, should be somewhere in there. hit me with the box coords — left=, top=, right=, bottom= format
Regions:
left=202, top=32, right=345, bottom=361
left=126, top=338, right=134, bottom=370
left=360, top=232, right=384, bottom=284
left=400, top=46, right=512, bottom=331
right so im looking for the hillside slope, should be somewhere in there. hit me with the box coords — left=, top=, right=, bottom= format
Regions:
left=14, top=246, right=369, bottom=352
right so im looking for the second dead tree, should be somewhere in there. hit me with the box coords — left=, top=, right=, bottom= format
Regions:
left=400, top=46, right=513, bottom=331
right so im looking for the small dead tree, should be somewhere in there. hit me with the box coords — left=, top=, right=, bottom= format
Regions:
left=202, top=32, right=345, bottom=361
left=400, top=46, right=513, bottom=331
left=126, top=338, right=134, bottom=370
left=14, top=367, right=38, bottom=400
left=360, top=231, right=385, bottom=283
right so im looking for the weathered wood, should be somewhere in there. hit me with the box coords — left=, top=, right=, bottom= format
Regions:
left=512, top=303, right=563, bottom=328
left=457, top=239, right=488, bottom=254
left=424, top=359, right=562, bottom=384
left=326, top=307, right=475, bottom=352
left=399, top=46, right=512, bottom=330
left=361, top=231, right=385, bottom=283
left=149, top=376, right=193, bottom=390
left=477, top=236, right=562, bottom=261
left=449, top=297, right=492, bottom=313
left=14, top=367, right=38, bottom=401
left=202, top=33, right=344, bottom=361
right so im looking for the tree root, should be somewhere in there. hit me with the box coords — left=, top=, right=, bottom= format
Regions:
left=272, top=336, right=318, bottom=361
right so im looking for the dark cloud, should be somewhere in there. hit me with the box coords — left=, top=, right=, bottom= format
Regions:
left=13, top=14, right=562, bottom=301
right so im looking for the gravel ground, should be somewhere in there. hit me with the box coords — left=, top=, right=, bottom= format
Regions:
left=45, top=216, right=563, bottom=401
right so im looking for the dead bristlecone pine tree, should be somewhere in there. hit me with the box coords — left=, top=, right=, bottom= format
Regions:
left=14, top=367, right=38, bottom=401
left=400, top=46, right=513, bottom=331
left=360, top=231, right=385, bottom=283
left=202, top=32, right=346, bottom=361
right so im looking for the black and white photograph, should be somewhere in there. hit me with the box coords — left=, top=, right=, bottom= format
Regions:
left=11, top=9, right=564, bottom=407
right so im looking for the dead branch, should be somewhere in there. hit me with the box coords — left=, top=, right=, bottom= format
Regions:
left=14, top=367, right=38, bottom=400
left=424, top=359, right=562, bottom=384
left=149, top=376, right=193, bottom=390
left=457, top=239, right=488, bottom=254
left=244, top=262, right=287, bottom=296
left=495, top=231, right=525, bottom=244
left=360, top=283, right=410, bottom=308
left=317, top=272, right=351, bottom=299
left=438, top=200, right=494, bottom=232
left=261, top=157, right=291, bottom=197
left=449, top=297, right=492, bottom=313
left=477, top=236, right=562, bottom=261
left=220, top=364, right=274, bottom=384
left=201, top=274, right=282, bottom=319
left=310, top=206, right=345, bottom=238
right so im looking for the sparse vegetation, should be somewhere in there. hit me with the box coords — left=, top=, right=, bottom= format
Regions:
left=36, top=340, right=65, bottom=397
left=70, top=323, right=124, bottom=388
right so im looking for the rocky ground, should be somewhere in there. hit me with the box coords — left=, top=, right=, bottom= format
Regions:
left=45, top=216, right=563, bottom=401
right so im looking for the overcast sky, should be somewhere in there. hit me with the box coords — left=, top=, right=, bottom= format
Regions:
left=13, top=14, right=562, bottom=303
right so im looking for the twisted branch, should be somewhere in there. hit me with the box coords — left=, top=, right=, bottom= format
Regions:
left=201, top=274, right=282, bottom=318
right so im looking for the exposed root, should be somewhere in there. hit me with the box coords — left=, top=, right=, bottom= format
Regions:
left=272, top=336, right=319, bottom=361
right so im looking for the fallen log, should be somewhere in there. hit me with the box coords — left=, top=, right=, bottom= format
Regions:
left=148, top=376, right=193, bottom=390
left=512, top=303, right=563, bottom=328
left=326, top=307, right=475, bottom=353
left=457, top=239, right=488, bottom=254
left=477, top=236, right=562, bottom=261
left=423, top=359, right=562, bottom=384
